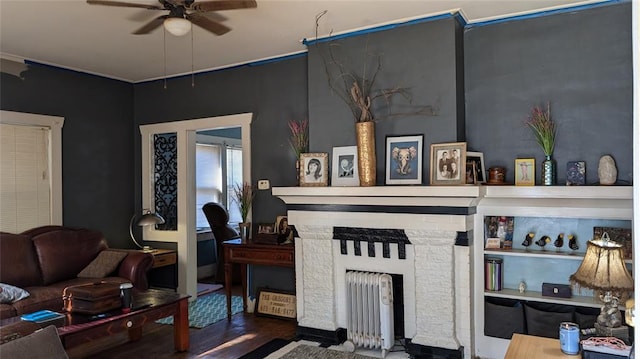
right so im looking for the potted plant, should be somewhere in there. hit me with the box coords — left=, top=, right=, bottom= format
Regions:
left=288, top=119, right=309, bottom=184
left=232, top=182, right=255, bottom=241
left=525, top=102, right=557, bottom=185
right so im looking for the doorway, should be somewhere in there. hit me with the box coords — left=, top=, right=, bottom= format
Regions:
left=195, top=128, right=243, bottom=291
left=139, top=113, right=252, bottom=299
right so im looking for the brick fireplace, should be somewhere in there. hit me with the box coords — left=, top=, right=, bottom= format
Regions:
left=273, top=186, right=479, bottom=358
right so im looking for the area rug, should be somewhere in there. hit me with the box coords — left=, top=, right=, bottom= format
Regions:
left=255, top=340, right=410, bottom=359
left=266, top=342, right=379, bottom=359
left=156, top=293, right=242, bottom=328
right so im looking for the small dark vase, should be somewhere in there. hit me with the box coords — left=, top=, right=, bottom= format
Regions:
left=542, top=155, right=556, bottom=186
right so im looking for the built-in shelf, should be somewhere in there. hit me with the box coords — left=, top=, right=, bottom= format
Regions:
left=484, top=248, right=585, bottom=260
left=474, top=186, right=633, bottom=359
left=484, top=248, right=632, bottom=263
left=484, top=288, right=602, bottom=308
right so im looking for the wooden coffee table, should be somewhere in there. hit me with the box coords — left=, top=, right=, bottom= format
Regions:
left=1, top=288, right=190, bottom=352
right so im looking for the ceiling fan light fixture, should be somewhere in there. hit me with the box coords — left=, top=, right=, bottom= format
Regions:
left=164, top=17, right=191, bottom=36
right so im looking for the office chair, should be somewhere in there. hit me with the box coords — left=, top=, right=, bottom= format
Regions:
left=202, top=202, right=240, bottom=284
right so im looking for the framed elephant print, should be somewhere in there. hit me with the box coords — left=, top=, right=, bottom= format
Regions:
left=385, top=135, right=423, bottom=185
left=430, top=142, right=467, bottom=185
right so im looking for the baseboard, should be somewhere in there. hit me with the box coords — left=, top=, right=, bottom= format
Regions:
left=405, top=339, right=464, bottom=359
left=296, top=326, right=346, bottom=345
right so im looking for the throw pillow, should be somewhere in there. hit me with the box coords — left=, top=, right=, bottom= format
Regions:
left=0, top=283, right=30, bottom=304
left=0, top=325, right=68, bottom=359
left=77, top=250, right=128, bottom=278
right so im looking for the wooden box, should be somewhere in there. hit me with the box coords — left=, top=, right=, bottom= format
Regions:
left=63, top=282, right=122, bottom=315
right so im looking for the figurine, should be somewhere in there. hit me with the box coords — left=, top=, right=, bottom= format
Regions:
left=535, top=235, right=551, bottom=249
left=522, top=232, right=534, bottom=248
left=554, top=233, right=564, bottom=251
left=568, top=234, right=579, bottom=251
left=518, top=281, right=527, bottom=293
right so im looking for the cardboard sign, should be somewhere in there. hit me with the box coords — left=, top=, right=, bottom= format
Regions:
left=256, top=288, right=296, bottom=320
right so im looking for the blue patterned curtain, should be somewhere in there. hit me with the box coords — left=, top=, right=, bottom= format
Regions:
left=154, top=133, right=177, bottom=231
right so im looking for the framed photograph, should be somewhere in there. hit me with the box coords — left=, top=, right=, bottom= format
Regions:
left=299, top=153, right=328, bottom=187
left=385, top=135, right=423, bottom=185
left=465, top=161, right=477, bottom=184
left=515, top=158, right=535, bottom=186
left=275, top=215, right=294, bottom=243
left=254, top=223, right=278, bottom=244
left=331, top=146, right=359, bottom=186
left=429, top=142, right=467, bottom=185
left=255, top=287, right=296, bottom=320
left=566, top=161, right=586, bottom=186
left=466, top=151, right=486, bottom=183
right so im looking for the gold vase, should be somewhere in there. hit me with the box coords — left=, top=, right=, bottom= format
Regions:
left=355, top=121, right=376, bottom=186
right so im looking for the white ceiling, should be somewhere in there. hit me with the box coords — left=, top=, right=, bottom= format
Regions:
left=0, top=0, right=609, bottom=83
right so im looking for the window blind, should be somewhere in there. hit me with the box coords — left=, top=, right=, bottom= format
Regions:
left=0, top=123, right=51, bottom=233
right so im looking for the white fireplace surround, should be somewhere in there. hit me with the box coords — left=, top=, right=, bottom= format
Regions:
left=273, top=186, right=481, bottom=357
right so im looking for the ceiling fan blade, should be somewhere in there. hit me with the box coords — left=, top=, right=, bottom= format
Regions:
left=191, top=0, right=257, bottom=12
left=86, top=0, right=164, bottom=10
left=187, top=13, right=231, bottom=35
left=133, top=15, right=167, bottom=34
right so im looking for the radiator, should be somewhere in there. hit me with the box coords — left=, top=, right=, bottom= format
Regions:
left=345, top=271, right=394, bottom=357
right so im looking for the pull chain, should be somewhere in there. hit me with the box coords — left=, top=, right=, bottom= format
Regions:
left=191, top=26, right=195, bottom=87
left=163, top=28, right=167, bottom=90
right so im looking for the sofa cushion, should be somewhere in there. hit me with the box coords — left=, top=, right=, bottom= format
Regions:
left=0, top=284, right=30, bottom=304
left=31, top=227, right=107, bottom=285
left=0, top=232, right=43, bottom=287
left=77, top=250, right=128, bottom=278
left=8, top=286, right=66, bottom=318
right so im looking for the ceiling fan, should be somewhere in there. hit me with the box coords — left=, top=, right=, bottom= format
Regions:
left=86, top=0, right=257, bottom=36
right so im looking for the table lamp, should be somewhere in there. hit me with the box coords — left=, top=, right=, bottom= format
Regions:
left=129, top=210, right=165, bottom=252
left=569, top=235, right=634, bottom=338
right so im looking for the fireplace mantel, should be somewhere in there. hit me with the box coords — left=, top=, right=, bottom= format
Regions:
left=272, top=186, right=484, bottom=209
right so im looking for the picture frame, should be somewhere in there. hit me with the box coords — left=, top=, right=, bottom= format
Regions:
left=465, top=161, right=477, bottom=184
left=429, top=142, right=467, bottom=185
left=385, top=135, right=423, bottom=185
left=331, top=146, right=359, bottom=186
left=515, top=158, right=535, bottom=186
left=275, top=215, right=294, bottom=244
left=466, top=151, right=486, bottom=183
left=254, top=223, right=278, bottom=244
left=299, top=153, right=328, bottom=187
left=255, top=287, right=296, bottom=320
left=257, top=223, right=275, bottom=234
left=566, top=161, right=586, bottom=186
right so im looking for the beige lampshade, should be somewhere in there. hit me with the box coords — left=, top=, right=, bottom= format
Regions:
left=569, top=239, right=634, bottom=292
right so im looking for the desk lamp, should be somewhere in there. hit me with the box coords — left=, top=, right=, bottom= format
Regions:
left=129, top=210, right=165, bottom=252
left=569, top=235, right=634, bottom=338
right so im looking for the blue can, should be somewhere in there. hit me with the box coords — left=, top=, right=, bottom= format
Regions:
left=559, top=322, right=580, bottom=355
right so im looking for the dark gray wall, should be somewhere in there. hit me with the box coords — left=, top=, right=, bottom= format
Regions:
left=308, top=16, right=464, bottom=184
left=0, top=66, right=134, bottom=248
left=465, top=3, right=632, bottom=184
left=132, top=56, right=308, bottom=293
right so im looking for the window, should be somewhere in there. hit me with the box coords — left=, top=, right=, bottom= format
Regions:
left=226, top=146, right=243, bottom=225
left=195, top=143, right=222, bottom=228
left=0, top=111, right=63, bottom=233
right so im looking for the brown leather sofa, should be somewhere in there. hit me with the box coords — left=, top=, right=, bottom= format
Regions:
left=0, top=226, right=154, bottom=319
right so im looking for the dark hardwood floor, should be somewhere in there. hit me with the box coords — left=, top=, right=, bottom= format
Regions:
left=65, top=286, right=297, bottom=359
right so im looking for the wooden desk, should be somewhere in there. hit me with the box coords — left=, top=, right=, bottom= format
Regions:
left=223, top=239, right=294, bottom=320
left=505, top=333, right=581, bottom=358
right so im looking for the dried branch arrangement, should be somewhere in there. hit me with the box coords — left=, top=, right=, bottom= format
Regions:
left=313, top=10, right=438, bottom=123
